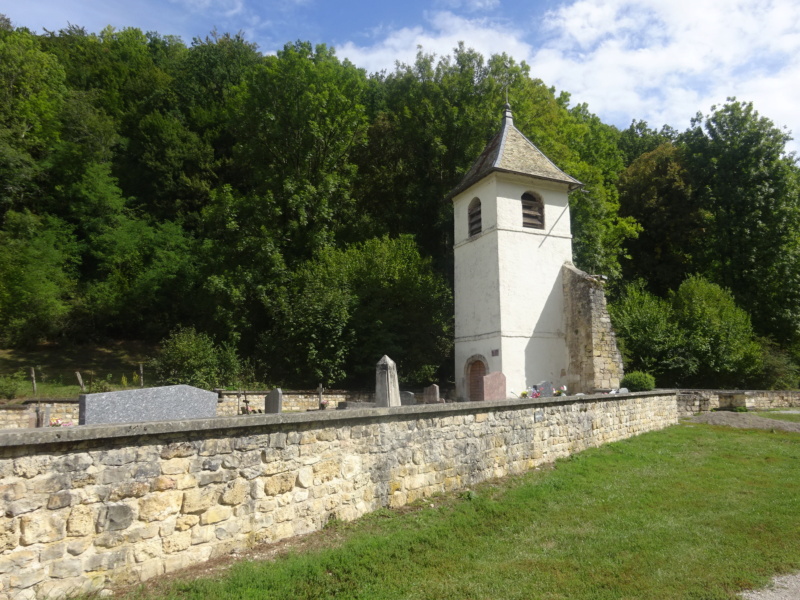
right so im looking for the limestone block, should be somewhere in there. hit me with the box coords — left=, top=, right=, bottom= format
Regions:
left=0, top=550, right=35, bottom=574
left=13, top=456, right=49, bottom=478
left=49, top=559, right=82, bottom=579
left=9, top=568, right=46, bottom=589
left=162, top=530, right=192, bottom=554
left=5, top=499, right=43, bottom=517
left=214, top=519, right=240, bottom=540
left=67, top=538, right=92, bottom=556
left=296, top=467, right=313, bottom=489
left=200, top=505, right=232, bottom=525
left=220, top=479, right=250, bottom=506
left=182, top=488, right=217, bottom=514
left=341, top=455, right=361, bottom=480
left=160, top=442, right=197, bottom=460
left=138, top=491, right=183, bottom=522
left=264, top=472, right=296, bottom=496
left=108, top=482, right=150, bottom=501
left=161, top=458, right=190, bottom=475
left=84, top=549, right=128, bottom=572
left=19, top=513, right=65, bottom=545
left=0, top=481, right=25, bottom=503
left=313, top=460, right=339, bottom=484
left=152, top=476, right=176, bottom=491
left=66, top=505, right=95, bottom=537
left=175, top=515, right=199, bottom=531
left=96, top=504, right=134, bottom=532
left=139, top=558, right=165, bottom=581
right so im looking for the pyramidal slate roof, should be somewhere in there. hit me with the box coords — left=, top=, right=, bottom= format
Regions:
left=446, top=104, right=582, bottom=200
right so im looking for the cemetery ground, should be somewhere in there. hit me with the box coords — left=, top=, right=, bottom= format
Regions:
left=0, top=341, right=152, bottom=401
left=115, top=418, right=800, bottom=600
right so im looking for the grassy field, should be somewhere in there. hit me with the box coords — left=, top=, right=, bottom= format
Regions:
left=127, top=422, right=800, bottom=600
left=756, top=411, right=800, bottom=423
left=0, top=341, right=153, bottom=400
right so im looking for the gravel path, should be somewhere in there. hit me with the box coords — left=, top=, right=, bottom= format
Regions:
left=686, top=410, right=800, bottom=599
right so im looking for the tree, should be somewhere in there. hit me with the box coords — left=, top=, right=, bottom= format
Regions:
left=671, top=276, right=762, bottom=388
left=0, top=210, right=79, bottom=345
left=680, top=99, right=800, bottom=343
left=617, top=143, right=705, bottom=294
left=262, top=235, right=453, bottom=387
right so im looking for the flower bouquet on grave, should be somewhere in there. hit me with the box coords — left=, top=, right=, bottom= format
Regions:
left=320, top=398, right=329, bottom=410
left=553, top=385, right=567, bottom=397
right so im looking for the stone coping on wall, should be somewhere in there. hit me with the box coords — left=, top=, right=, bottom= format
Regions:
left=0, top=390, right=675, bottom=448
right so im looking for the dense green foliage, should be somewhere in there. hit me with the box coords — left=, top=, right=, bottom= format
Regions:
left=611, top=276, right=766, bottom=388
left=150, top=326, right=244, bottom=389
left=1, top=14, right=799, bottom=389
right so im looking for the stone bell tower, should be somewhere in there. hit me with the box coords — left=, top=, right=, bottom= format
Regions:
left=449, top=104, right=620, bottom=401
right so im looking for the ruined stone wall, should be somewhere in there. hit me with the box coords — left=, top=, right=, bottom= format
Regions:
left=0, top=402, right=80, bottom=430
left=562, top=263, right=624, bottom=394
left=677, top=390, right=800, bottom=416
left=0, top=392, right=677, bottom=599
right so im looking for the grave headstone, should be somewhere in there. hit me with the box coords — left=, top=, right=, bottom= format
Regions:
left=482, top=372, right=507, bottom=402
left=423, top=384, right=440, bottom=404
left=375, top=355, right=401, bottom=407
left=400, top=391, right=417, bottom=406
left=266, top=388, right=283, bottom=413
left=535, top=381, right=555, bottom=398
left=619, top=388, right=629, bottom=394
left=79, top=385, right=217, bottom=425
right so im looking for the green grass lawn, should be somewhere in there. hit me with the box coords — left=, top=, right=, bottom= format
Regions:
left=0, top=341, right=153, bottom=400
left=129, top=423, right=800, bottom=600
left=755, top=411, right=800, bottom=423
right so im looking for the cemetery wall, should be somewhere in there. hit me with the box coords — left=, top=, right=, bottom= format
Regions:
left=0, top=391, right=677, bottom=599
left=676, top=389, right=800, bottom=415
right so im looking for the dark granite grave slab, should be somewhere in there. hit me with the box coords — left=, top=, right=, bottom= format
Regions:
left=79, top=385, right=217, bottom=425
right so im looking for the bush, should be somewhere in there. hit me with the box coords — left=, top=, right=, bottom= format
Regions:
left=609, top=281, right=695, bottom=383
left=671, top=276, right=762, bottom=388
left=621, top=371, right=656, bottom=392
left=150, top=327, right=244, bottom=389
left=0, top=371, right=25, bottom=399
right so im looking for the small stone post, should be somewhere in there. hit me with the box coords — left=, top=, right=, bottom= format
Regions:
left=266, top=388, right=283, bottom=414
left=317, top=383, right=325, bottom=409
left=375, top=355, right=400, bottom=407
left=29, top=367, right=36, bottom=396
left=75, top=371, right=85, bottom=393
left=423, top=384, right=440, bottom=404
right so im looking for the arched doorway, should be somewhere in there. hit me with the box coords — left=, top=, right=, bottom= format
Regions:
left=468, top=359, right=486, bottom=402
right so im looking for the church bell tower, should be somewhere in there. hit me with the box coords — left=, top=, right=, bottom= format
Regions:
left=449, top=104, right=583, bottom=401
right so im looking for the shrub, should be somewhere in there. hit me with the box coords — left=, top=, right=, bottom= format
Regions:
left=0, top=370, right=25, bottom=399
left=150, top=326, right=244, bottom=389
left=671, top=276, right=762, bottom=388
left=621, top=371, right=656, bottom=392
left=609, top=281, right=695, bottom=384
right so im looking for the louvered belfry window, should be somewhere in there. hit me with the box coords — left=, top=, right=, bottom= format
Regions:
left=522, top=193, right=544, bottom=229
left=468, top=198, right=482, bottom=237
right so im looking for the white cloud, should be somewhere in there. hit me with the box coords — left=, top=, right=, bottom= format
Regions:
left=337, top=0, right=800, bottom=154
left=338, top=11, right=532, bottom=73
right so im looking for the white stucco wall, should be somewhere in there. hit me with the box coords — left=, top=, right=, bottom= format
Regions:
left=453, top=172, right=574, bottom=400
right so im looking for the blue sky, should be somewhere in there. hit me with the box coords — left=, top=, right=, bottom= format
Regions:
left=5, top=0, right=800, bottom=154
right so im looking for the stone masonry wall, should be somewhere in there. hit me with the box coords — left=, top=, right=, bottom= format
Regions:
left=562, top=263, right=624, bottom=394
left=0, top=392, right=676, bottom=599
left=677, top=390, right=800, bottom=416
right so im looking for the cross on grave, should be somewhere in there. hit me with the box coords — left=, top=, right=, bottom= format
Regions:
left=317, top=383, right=325, bottom=410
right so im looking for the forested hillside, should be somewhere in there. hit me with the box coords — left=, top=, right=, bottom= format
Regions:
left=1, top=16, right=798, bottom=389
